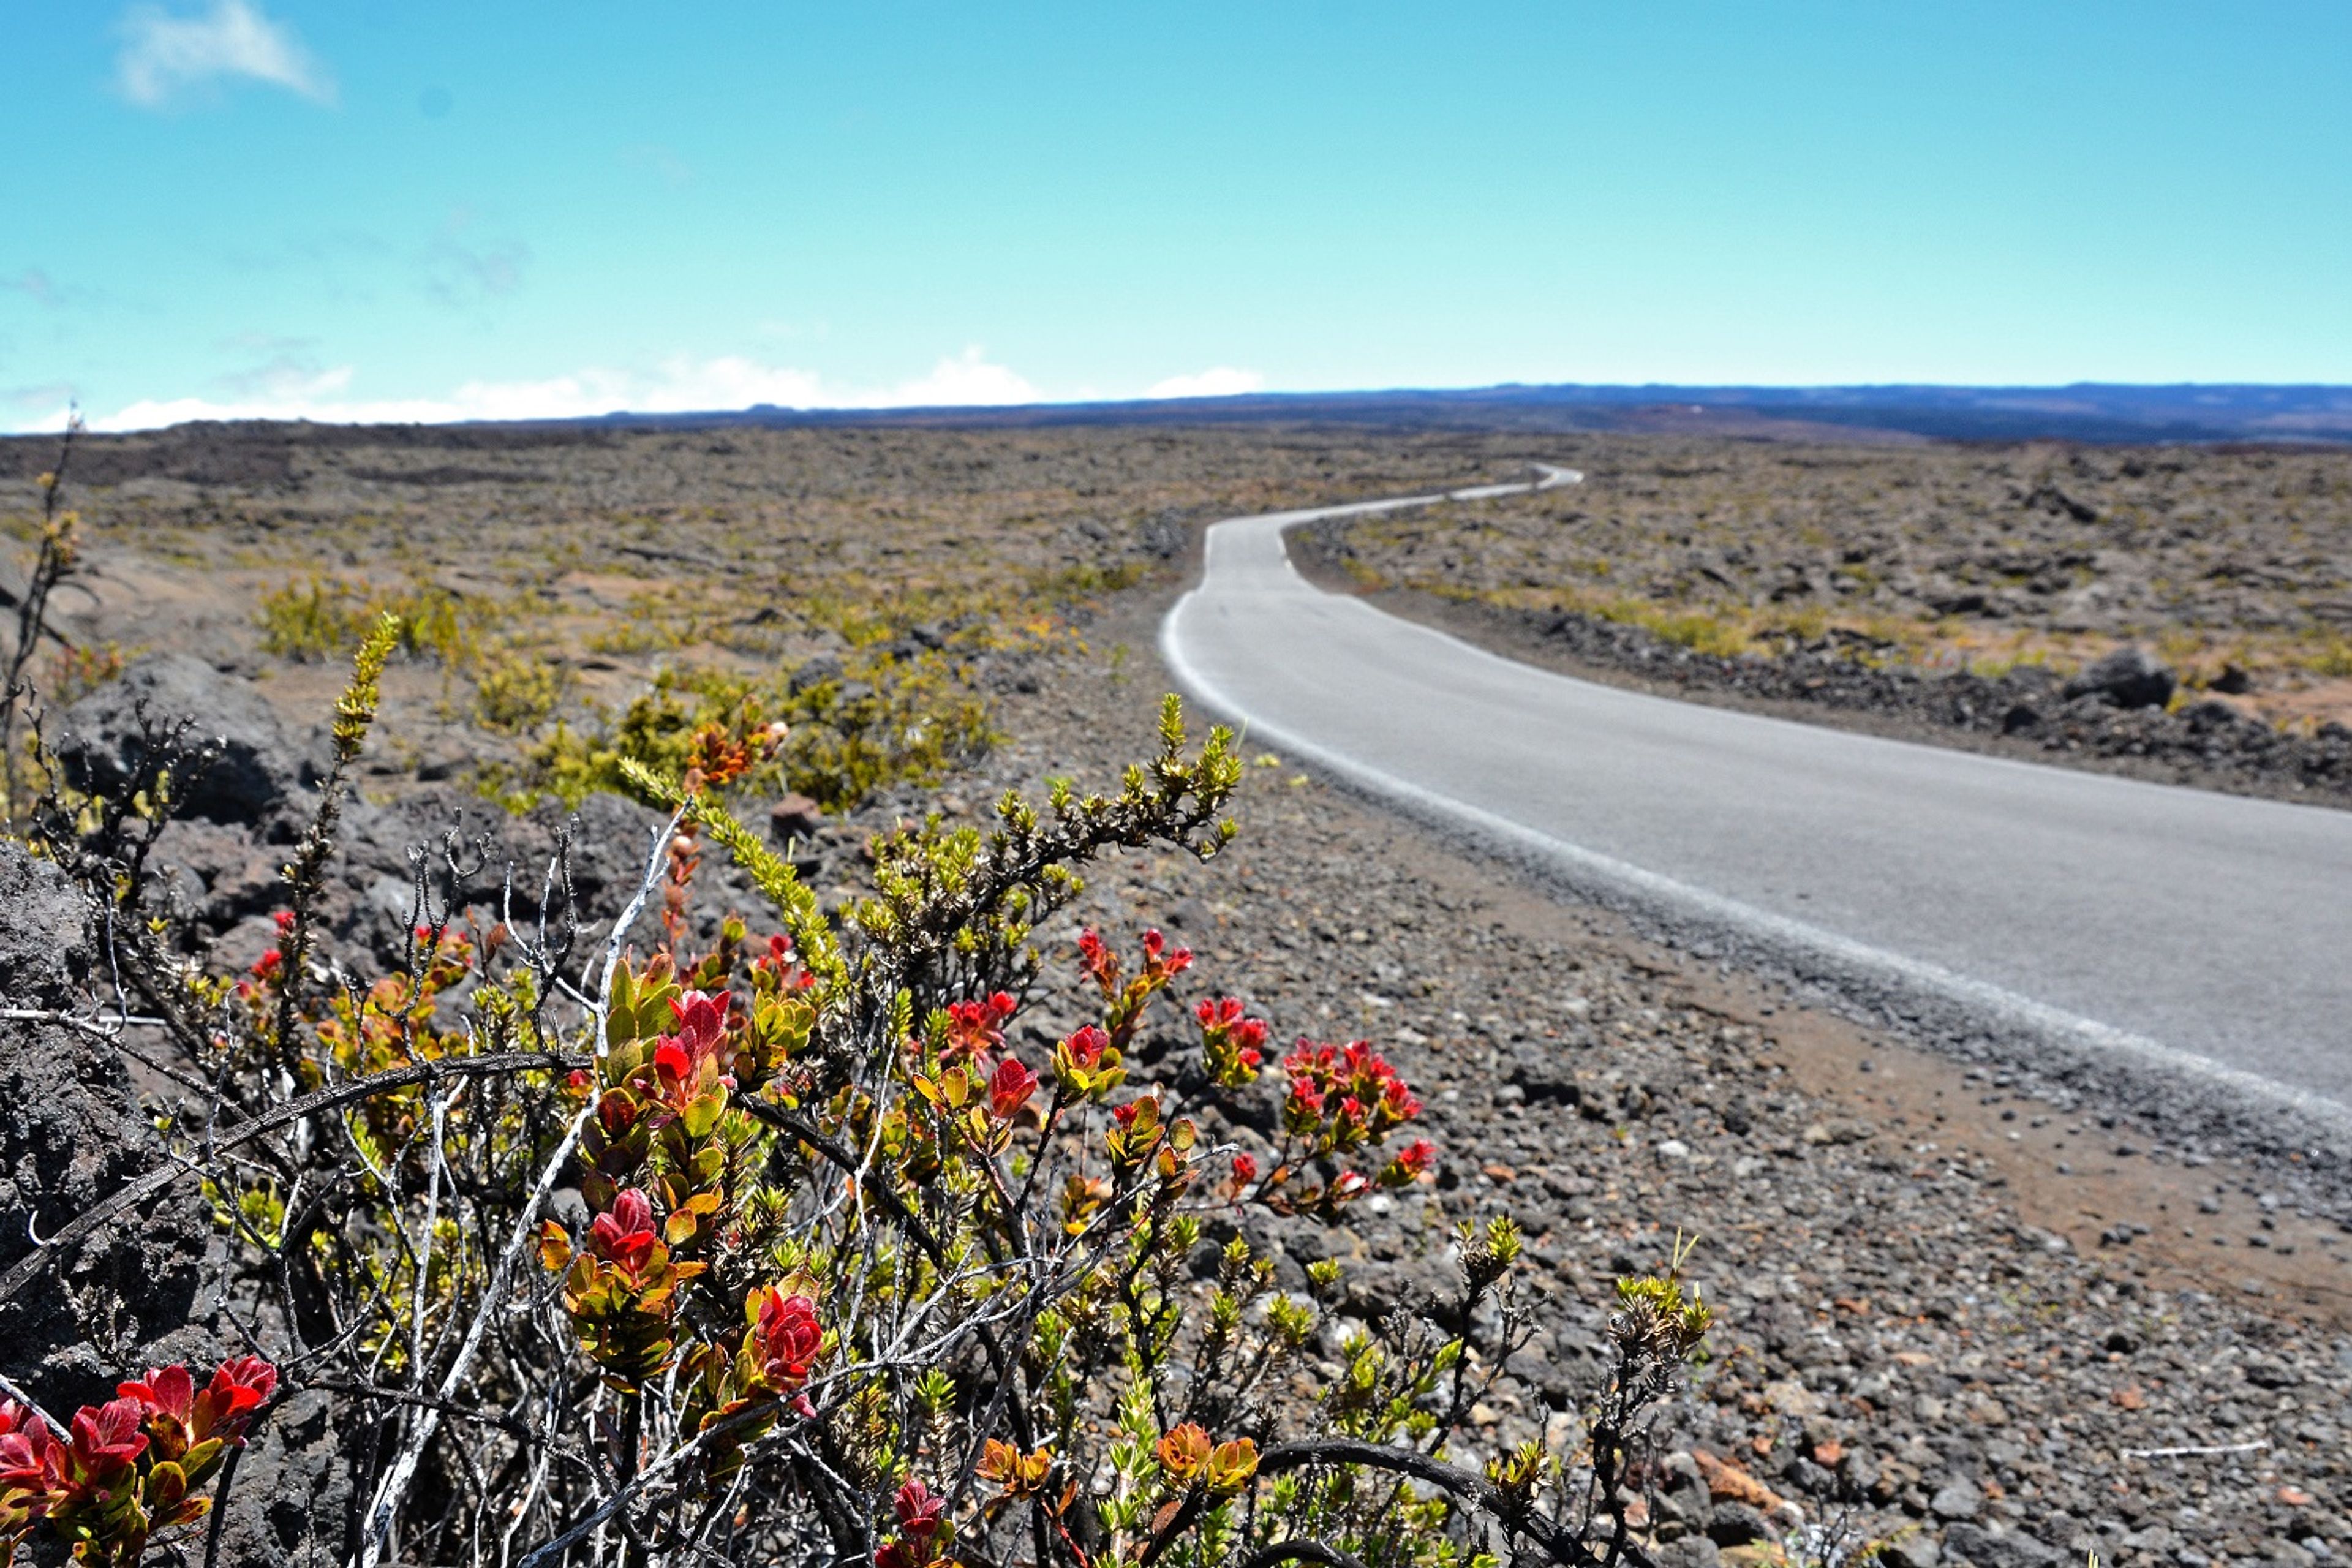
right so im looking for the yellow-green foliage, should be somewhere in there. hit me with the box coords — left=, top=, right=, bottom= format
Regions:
left=332, top=611, right=402, bottom=756
left=258, top=575, right=492, bottom=663
left=472, top=646, right=571, bottom=734
left=2301, top=635, right=2352, bottom=679
left=1543, top=591, right=1776, bottom=660
left=1493, top=584, right=1936, bottom=668
left=616, top=760, right=845, bottom=987
left=1597, top=599, right=1757, bottom=658
left=1027, top=559, right=1147, bottom=600
left=503, top=650, right=995, bottom=815
left=1965, top=646, right=2059, bottom=680
left=43, top=641, right=126, bottom=707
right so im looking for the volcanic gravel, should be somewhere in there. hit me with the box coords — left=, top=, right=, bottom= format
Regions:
left=956, top=592, right=2352, bottom=1567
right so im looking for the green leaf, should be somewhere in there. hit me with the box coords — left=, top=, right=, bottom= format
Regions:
left=144, top=1460, right=187, bottom=1512
left=607, top=962, right=638, bottom=1042
left=179, top=1438, right=225, bottom=1485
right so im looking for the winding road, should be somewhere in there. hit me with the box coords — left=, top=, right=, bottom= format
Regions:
left=1161, top=468, right=2352, bottom=1133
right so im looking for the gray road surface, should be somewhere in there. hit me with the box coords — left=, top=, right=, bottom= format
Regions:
left=1161, top=470, right=2352, bottom=1129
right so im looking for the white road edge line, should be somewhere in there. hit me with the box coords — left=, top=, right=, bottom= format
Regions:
left=1159, top=473, right=2352, bottom=1144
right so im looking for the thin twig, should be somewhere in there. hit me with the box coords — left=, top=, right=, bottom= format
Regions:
left=1238, top=1544, right=1376, bottom=1568
left=0, top=1006, right=172, bottom=1033
left=0, top=1052, right=584, bottom=1306
left=0, top=1370, right=65, bottom=1438
left=357, top=809, right=680, bottom=1568
left=3, top=409, right=82, bottom=824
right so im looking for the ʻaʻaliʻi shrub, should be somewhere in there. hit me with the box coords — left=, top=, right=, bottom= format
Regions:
left=3, top=415, right=86, bottom=826
left=471, top=641, right=573, bottom=734
left=255, top=573, right=493, bottom=664
left=7, top=616, right=1714, bottom=1567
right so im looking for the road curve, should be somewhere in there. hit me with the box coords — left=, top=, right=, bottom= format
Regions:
left=1161, top=470, right=2352, bottom=1131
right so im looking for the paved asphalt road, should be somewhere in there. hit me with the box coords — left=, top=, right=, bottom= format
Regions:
left=1161, top=469, right=2352, bottom=1128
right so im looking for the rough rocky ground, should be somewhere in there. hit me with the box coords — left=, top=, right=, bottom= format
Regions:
left=1297, top=435, right=2352, bottom=808
left=4, top=422, right=2350, bottom=1564
left=1306, top=436, right=2352, bottom=674
left=18, top=421, right=2348, bottom=809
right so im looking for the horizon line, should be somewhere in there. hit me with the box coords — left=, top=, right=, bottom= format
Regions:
left=12, top=375, right=2352, bottom=443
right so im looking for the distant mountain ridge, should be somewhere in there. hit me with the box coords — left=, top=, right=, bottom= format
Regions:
left=9, top=383, right=2352, bottom=457
left=646, top=381, right=2352, bottom=445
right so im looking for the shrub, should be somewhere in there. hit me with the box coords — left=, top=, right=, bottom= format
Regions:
left=255, top=574, right=487, bottom=663
left=1, top=1358, right=278, bottom=1567
left=2300, top=634, right=2352, bottom=679
left=1028, top=560, right=1148, bottom=600
left=42, top=640, right=126, bottom=708
left=2, top=417, right=85, bottom=824
left=6, top=625, right=1711, bottom=1567
left=472, top=643, right=573, bottom=734
left=503, top=652, right=995, bottom=815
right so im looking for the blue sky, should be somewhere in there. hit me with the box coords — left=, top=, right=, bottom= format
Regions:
left=4, top=2, right=2349, bottom=431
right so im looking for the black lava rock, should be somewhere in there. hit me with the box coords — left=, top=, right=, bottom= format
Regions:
left=788, top=654, right=845, bottom=693
left=2062, top=646, right=2176, bottom=710
left=0, top=844, right=221, bottom=1416
left=1706, top=1501, right=1773, bottom=1546
left=1942, top=1522, right=2062, bottom=1568
left=55, top=652, right=319, bottom=825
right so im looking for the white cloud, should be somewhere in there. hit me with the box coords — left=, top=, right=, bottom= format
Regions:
left=894, top=347, right=1041, bottom=407
left=24, top=349, right=1046, bottom=433
left=1146, top=367, right=1265, bottom=400
left=116, top=0, right=334, bottom=108
left=10, top=405, right=84, bottom=434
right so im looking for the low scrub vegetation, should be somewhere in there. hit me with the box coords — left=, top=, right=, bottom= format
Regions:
left=257, top=574, right=500, bottom=665
left=0, top=615, right=1716, bottom=1566
left=488, top=650, right=997, bottom=814
left=1320, top=437, right=2352, bottom=724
